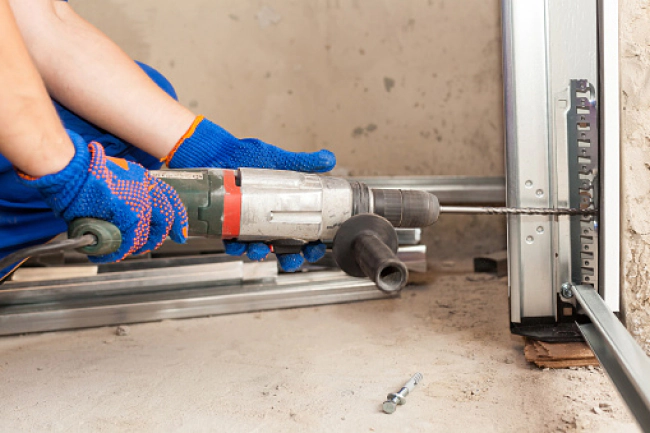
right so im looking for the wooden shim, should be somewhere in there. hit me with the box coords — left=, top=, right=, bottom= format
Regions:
left=524, top=338, right=599, bottom=368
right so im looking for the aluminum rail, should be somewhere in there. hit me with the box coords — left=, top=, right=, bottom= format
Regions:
left=1, top=261, right=247, bottom=304
left=573, top=285, right=650, bottom=432
left=349, top=176, right=505, bottom=205
left=0, top=246, right=424, bottom=334
left=1, top=247, right=425, bottom=306
left=0, top=273, right=395, bottom=336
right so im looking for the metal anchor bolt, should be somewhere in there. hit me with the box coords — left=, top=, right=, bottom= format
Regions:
left=382, top=373, right=423, bottom=414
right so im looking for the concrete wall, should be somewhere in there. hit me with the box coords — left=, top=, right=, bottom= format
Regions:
left=68, top=0, right=504, bottom=177
left=68, top=0, right=506, bottom=259
left=620, top=0, right=650, bottom=354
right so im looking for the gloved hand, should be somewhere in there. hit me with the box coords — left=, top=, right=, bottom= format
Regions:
left=162, top=116, right=336, bottom=271
left=163, top=116, right=336, bottom=173
left=223, top=240, right=327, bottom=272
left=19, top=131, right=188, bottom=263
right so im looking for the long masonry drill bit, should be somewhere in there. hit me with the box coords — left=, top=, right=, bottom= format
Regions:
left=440, top=206, right=598, bottom=216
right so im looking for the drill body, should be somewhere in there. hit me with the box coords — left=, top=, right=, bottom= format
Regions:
left=150, top=168, right=440, bottom=243
left=69, top=168, right=440, bottom=292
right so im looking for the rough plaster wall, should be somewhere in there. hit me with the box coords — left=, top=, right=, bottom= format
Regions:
left=68, top=0, right=506, bottom=258
left=68, top=0, right=504, bottom=176
left=620, top=0, right=650, bottom=354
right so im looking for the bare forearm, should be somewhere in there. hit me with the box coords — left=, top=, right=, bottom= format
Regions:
left=0, top=0, right=73, bottom=177
left=9, top=0, right=195, bottom=159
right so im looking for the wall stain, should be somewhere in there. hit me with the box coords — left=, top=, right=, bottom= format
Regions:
left=383, top=77, right=395, bottom=92
left=352, top=124, right=378, bottom=138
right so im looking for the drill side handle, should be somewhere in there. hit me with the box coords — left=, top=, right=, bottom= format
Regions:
left=332, top=214, right=407, bottom=293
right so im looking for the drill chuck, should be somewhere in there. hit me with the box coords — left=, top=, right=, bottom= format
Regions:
left=370, top=188, right=439, bottom=227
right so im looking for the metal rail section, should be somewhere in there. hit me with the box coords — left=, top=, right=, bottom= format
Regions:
left=502, top=0, right=621, bottom=339
left=504, top=0, right=558, bottom=327
left=0, top=243, right=426, bottom=335
left=351, top=176, right=505, bottom=205
left=597, top=0, right=622, bottom=312
left=1, top=246, right=428, bottom=307
left=1, top=261, right=253, bottom=305
left=0, top=272, right=395, bottom=336
left=574, top=285, right=650, bottom=432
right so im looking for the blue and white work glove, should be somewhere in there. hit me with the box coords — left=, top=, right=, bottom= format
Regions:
left=19, top=131, right=188, bottom=263
left=162, top=116, right=336, bottom=272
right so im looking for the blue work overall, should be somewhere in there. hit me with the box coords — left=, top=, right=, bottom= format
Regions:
left=0, top=62, right=177, bottom=279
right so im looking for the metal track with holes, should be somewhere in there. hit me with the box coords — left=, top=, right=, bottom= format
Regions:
left=567, top=79, right=599, bottom=291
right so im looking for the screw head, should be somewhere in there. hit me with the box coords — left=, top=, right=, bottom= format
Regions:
left=561, top=283, right=574, bottom=299
left=382, top=400, right=397, bottom=414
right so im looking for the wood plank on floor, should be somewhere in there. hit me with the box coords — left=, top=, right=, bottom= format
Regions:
left=524, top=338, right=599, bottom=368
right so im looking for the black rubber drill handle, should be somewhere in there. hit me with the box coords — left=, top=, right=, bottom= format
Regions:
left=352, top=232, right=408, bottom=292
left=68, top=218, right=122, bottom=256
left=332, top=213, right=408, bottom=292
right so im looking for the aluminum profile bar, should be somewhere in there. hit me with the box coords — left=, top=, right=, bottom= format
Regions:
left=0, top=261, right=253, bottom=305
left=0, top=273, right=394, bottom=336
left=598, top=0, right=621, bottom=312
left=503, top=0, right=602, bottom=332
left=503, top=0, right=555, bottom=322
left=350, top=176, right=505, bottom=205
left=1, top=246, right=425, bottom=306
left=396, top=229, right=421, bottom=245
left=574, top=285, right=650, bottom=432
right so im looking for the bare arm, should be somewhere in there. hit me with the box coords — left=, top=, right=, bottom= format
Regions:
left=0, top=0, right=74, bottom=177
left=9, top=0, right=196, bottom=159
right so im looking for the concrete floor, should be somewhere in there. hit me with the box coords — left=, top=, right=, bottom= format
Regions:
left=0, top=265, right=640, bottom=432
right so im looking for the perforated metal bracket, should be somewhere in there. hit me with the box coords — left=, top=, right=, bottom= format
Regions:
left=567, top=79, right=599, bottom=293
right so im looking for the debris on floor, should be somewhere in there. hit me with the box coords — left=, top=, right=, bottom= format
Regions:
left=115, top=325, right=130, bottom=337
